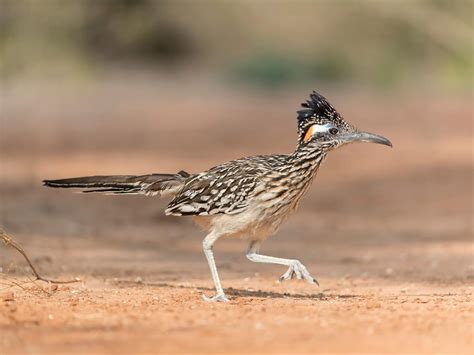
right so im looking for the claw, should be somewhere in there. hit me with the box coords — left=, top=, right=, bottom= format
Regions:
left=202, top=293, right=229, bottom=303
left=279, top=261, right=319, bottom=286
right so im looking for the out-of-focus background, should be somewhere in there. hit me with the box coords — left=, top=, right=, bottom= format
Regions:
left=1, top=1, right=473, bottom=354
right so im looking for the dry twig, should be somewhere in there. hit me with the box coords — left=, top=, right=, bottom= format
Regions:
left=0, top=228, right=80, bottom=284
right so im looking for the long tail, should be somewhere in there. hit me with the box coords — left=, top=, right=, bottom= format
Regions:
left=43, top=170, right=191, bottom=197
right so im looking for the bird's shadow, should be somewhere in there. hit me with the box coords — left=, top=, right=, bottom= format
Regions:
left=111, top=279, right=361, bottom=301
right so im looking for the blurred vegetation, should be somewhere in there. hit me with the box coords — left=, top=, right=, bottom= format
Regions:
left=0, top=0, right=472, bottom=90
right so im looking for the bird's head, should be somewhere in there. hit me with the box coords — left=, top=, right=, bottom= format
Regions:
left=296, top=91, right=392, bottom=150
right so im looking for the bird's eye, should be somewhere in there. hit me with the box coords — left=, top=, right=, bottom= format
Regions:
left=329, top=128, right=339, bottom=135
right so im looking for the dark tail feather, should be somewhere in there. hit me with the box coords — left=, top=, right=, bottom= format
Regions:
left=43, top=175, right=139, bottom=189
left=43, top=171, right=190, bottom=197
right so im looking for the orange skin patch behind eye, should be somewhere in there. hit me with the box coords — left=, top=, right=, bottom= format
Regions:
left=303, top=125, right=316, bottom=142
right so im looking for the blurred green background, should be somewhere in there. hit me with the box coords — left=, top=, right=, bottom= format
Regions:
left=1, top=0, right=472, bottom=90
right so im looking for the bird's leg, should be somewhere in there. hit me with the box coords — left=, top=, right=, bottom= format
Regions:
left=201, top=231, right=229, bottom=302
left=246, top=241, right=318, bottom=285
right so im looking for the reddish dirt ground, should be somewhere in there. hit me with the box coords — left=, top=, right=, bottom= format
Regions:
left=1, top=83, right=472, bottom=353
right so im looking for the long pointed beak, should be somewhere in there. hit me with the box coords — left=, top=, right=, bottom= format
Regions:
left=340, top=131, right=392, bottom=147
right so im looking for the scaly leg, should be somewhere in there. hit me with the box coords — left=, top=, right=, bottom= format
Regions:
left=202, top=231, right=229, bottom=302
left=246, top=241, right=319, bottom=285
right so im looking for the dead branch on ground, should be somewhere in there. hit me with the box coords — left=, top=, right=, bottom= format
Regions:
left=0, top=228, right=80, bottom=284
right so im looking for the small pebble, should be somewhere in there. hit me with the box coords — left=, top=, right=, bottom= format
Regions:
left=5, top=302, right=17, bottom=312
left=0, top=291, right=14, bottom=302
left=366, top=300, right=381, bottom=309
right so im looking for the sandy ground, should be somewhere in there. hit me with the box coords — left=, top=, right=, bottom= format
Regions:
left=1, top=82, right=473, bottom=353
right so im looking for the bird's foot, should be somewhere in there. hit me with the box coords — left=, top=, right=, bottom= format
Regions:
left=201, top=293, right=229, bottom=303
left=279, top=261, right=319, bottom=285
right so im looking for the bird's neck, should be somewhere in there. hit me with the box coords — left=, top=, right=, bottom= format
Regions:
left=290, top=144, right=326, bottom=166
left=262, top=145, right=326, bottom=216
left=282, top=144, right=327, bottom=180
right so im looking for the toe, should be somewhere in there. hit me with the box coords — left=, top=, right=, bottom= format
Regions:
left=216, top=294, right=230, bottom=302
left=279, top=268, right=293, bottom=281
left=201, top=293, right=229, bottom=303
left=201, top=294, right=213, bottom=302
left=306, top=277, right=319, bottom=286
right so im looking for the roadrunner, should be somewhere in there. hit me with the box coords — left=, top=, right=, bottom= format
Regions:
left=44, top=91, right=391, bottom=302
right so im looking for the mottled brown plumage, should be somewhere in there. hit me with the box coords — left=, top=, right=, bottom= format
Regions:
left=44, top=91, right=391, bottom=302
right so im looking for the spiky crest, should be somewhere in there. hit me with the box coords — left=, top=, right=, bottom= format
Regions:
left=296, top=91, right=349, bottom=146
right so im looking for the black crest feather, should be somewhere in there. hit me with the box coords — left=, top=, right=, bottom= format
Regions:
left=297, top=91, right=338, bottom=123
left=295, top=91, right=349, bottom=145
